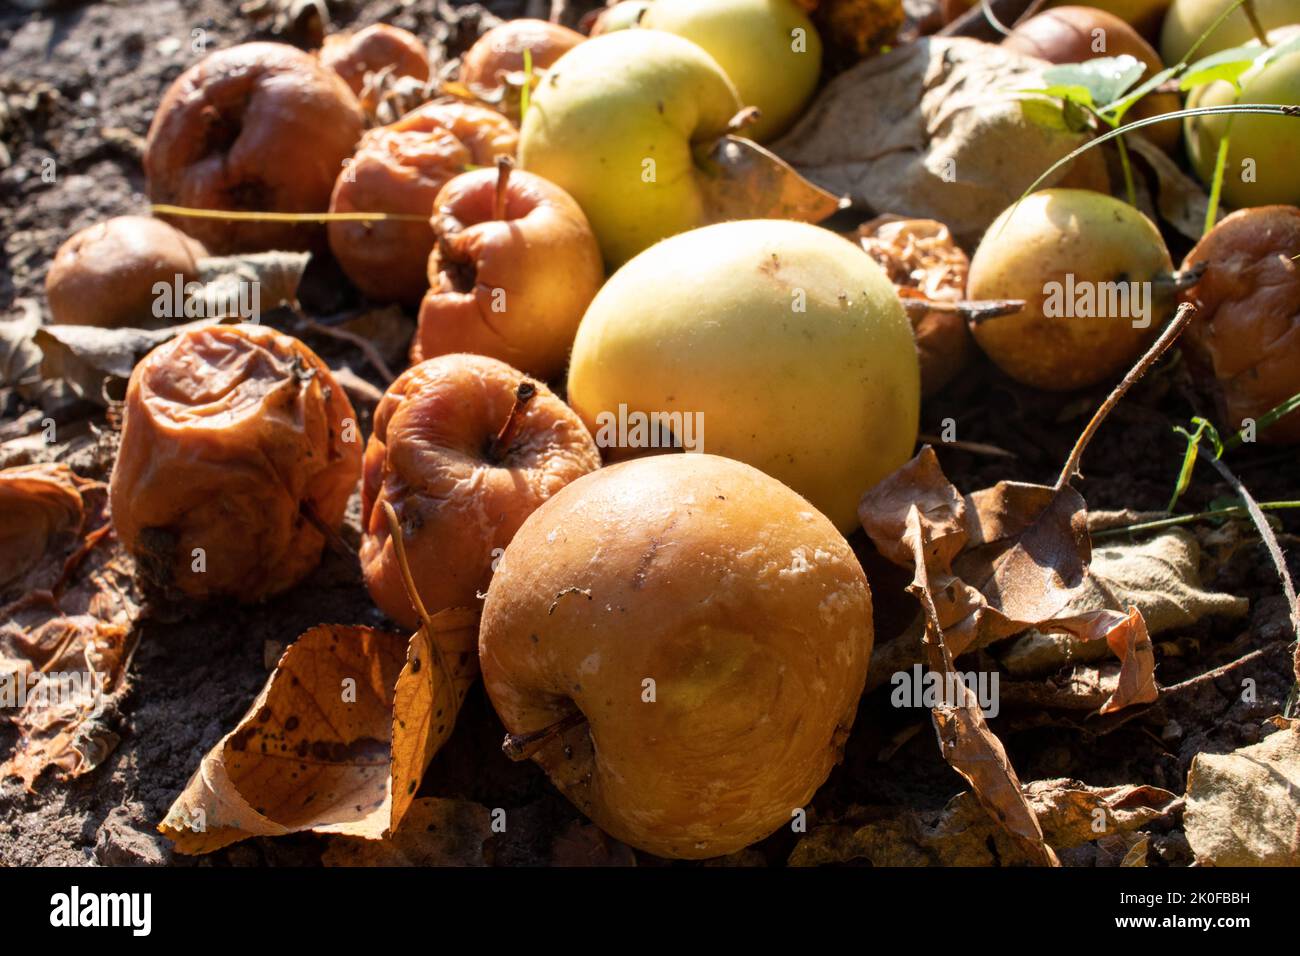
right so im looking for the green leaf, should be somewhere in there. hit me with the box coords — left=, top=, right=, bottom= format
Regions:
left=1181, top=43, right=1263, bottom=90
left=1042, top=56, right=1146, bottom=112
left=1101, top=63, right=1181, bottom=121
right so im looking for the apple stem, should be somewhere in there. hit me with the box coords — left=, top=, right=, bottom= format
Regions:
left=489, top=380, right=537, bottom=461
left=726, top=106, right=762, bottom=135
left=494, top=155, right=515, bottom=221
left=502, top=709, right=588, bottom=761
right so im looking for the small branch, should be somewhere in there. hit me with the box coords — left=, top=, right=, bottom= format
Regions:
left=300, top=499, right=357, bottom=560
left=903, top=298, right=1025, bottom=323
left=1092, top=501, right=1300, bottom=539
left=297, top=314, right=395, bottom=383
left=502, top=709, right=587, bottom=761
left=1056, top=303, right=1196, bottom=490
left=1242, top=0, right=1272, bottom=46
left=381, top=500, right=433, bottom=632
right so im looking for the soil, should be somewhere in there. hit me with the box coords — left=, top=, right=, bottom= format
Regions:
left=1, top=0, right=1296, bottom=868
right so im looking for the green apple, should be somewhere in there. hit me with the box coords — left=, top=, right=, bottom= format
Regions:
left=1185, top=28, right=1300, bottom=208
left=1160, top=0, right=1299, bottom=64
left=566, top=219, right=920, bottom=533
left=641, top=0, right=822, bottom=142
left=519, top=30, right=741, bottom=266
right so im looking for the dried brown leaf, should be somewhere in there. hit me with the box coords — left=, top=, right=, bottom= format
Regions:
left=694, top=134, right=847, bottom=226
left=322, top=797, right=492, bottom=866
left=159, top=608, right=479, bottom=855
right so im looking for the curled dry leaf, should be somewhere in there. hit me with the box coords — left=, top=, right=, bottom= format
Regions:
left=693, top=134, right=847, bottom=226
left=850, top=215, right=973, bottom=395
left=789, top=778, right=1178, bottom=866
left=159, top=609, right=478, bottom=855
left=1184, top=718, right=1300, bottom=866
left=322, top=797, right=492, bottom=866
left=998, top=528, right=1248, bottom=677
left=0, top=463, right=140, bottom=788
left=860, top=446, right=1160, bottom=715
left=0, top=298, right=43, bottom=393
left=772, top=37, right=1110, bottom=247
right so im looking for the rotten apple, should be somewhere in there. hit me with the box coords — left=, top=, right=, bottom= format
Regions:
left=412, top=159, right=605, bottom=381
left=319, top=23, right=431, bottom=113
left=359, top=353, right=601, bottom=631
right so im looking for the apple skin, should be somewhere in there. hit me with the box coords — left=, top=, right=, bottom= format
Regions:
left=967, top=189, right=1174, bottom=391
left=1185, top=29, right=1300, bottom=209
left=1045, top=0, right=1171, bottom=40
left=412, top=167, right=605, bottom=382
left=359, top=353, right=601, bottom=631
left=459, top=19, right=585, bottom=87
left=641, top=0, right=822, bottom=142
left=46, top=216, right=207, bottom=329
left=566, top=219, right=920, bottom=533
left=518, top=30, right=741, bottom=267
left=479, top=452, right=873, bottom=860
left=319, top=23, right=430, bottom=111
left=589, top=1, right=653, bottom=34
left=1160, top=0, right=1299, bottom=64
left=1002, top=6, right=1181, bottom=153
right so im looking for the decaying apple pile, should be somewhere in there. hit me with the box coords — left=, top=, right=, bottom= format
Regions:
left=3, top=0, right=1300, bottom=867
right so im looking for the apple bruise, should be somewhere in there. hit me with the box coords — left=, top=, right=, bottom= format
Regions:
left=145, top=43, right=365, bottom=253
left=109, top=325, right=362, bottom=601
left=480, top=454, right=873, bottom=860
left=359, top=354, right=600, bottom=631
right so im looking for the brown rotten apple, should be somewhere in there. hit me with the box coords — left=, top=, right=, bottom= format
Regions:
left=110, top=324, right=362, bottom=601
left=1179, top=205, right=1300, bottom=443
left=319, top=24, right=430, bottom=113
left=412, top=161, right=604, bottom=381
left=360, top=353, right=600, bottom=631
left=46, top=216, right=207, bottom=329
left=328, top=102, right=519, bottom=306
left=145, top=42, right=364, bottom=253
left=479, top=453, right=873, bottom=860
left=459, top=18, right=585, bottom=88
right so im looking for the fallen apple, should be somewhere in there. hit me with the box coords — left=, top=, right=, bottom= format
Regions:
left=1179, top=204, right=1300, bottom=442
left=459, top=18, right=585, bottom=88
left=1046, top=0, right=1171, bottom=40
left=359, top=353, right=601, bottom=631
left=967, top=189, right=1175, bottom=391
left=518, top=29, right=741, bottom=266
left=479, top=452, right=873, bottom=860
left=328, top=102, right=519, bottom=306
left=110, top=324, right=362, bottom=601
left=46, top=216, right=207, bottom=329
left=1002, top=5, right=1181, bottom=153
left=145, top=42, right=364, bottom=253
left=412, top=160, right=605, bottom=382
left=589, top=1, right=653, bottom=34
left=319, top=23, right=430, bottom=112
left=1185, top=27, right=1300, bottom=209
left=566, top=218, right=920, bottom=532
left=1160, top=0, right=1298, bottom=64
left=640, top=0, right=823, bottom=142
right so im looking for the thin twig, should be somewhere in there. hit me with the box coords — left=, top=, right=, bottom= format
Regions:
left=1092, top=501, right=1300, bottom=539
left=297, top=313, right=396, bottom=383
left=1056, top=303, right=1196, bottom=490
left=502, top=709, right=587, bottom=761
left=903, top=298, right=1025, bottom=323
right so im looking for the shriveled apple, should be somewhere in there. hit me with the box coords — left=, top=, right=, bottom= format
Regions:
left=459, top=18, right=585, bottom=88
left=1180, top=205, right=1300, bottom=443
left=967, top=189, right=1175, bottom=391
left=145, top=42, right=364, bottom=253
left=110, top=324, right=362, bottom=601
left=328, top=102, right=518, bottom=306
left=319, top=24, right=431, bottom=113
left=480, top=453, right=872, bottom=859
left=412, top=161, right=604, bottom=381
left=46, top=216, right=207, bottom=329
left=359, top=353, right=601, bottom=631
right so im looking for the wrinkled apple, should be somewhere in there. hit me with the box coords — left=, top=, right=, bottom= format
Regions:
left=110, top=324, right=362, bottom=601
left=319, top=24, right=431, bottom=113
left=360, top=353, right=601, bottom=631
left=412, top=162, right=604, bottom=381
left=480, top=452, right=873, bottom=860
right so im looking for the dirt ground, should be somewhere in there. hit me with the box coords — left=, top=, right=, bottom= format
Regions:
left=1, top=0, right=1296, bottom=867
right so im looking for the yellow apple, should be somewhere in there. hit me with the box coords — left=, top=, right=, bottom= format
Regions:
left=566, top=219, right=920, bottom=533
left=1160, top=0, right=1299, bottom=64
left=641, top=0, right=823, bottom=142
left=1185, top=28, right=1300, bottom=208
left=518, top=30, right=741, bottom=266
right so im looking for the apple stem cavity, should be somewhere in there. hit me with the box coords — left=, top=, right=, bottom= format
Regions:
left=488, top=380, right=537, bottom=462
left=502, top=709, right=588, bottom=762
left=494, top=154, right=515, bottom=221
